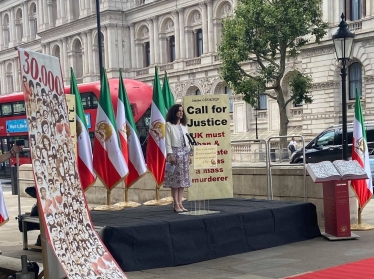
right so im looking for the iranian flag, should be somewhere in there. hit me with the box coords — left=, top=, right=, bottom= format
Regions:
left=93, top=69, right=128, bottom=190
left=146, top=67, right=167, bottom=187
left=70, top=68, right=96, bottom=191
left=0, top=185, right=9, bottom=227
left=116, top=72, right=147, bottom=187
left=351, top=89, right=373, bottom=209
left=162, top=72, right=175, bottom=110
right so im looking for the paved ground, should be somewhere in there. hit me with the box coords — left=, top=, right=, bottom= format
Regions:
left=1, top=184, right=374, bottom=279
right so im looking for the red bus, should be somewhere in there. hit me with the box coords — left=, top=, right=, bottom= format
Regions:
left=0, top=78, right=152, bottom=177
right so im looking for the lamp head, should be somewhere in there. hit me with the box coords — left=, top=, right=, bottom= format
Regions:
left=332, top=13, right=355, bottom=61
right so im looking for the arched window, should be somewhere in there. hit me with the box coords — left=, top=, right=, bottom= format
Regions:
left=3, top=14, right=10, bottom=48
left=169, top=36, right=175, bottom=62
left=144, top=42, right=150, bottom=67
left=349, top=62, right=362, bottom=99
left=351, top=0, right=363, bottom=21
left=196, top=29, right=203, bottom=57
left=195, top=89, right=201, bottom=95
left=72, top=39, right=83, bottom=81
left=15, top=9, right=23, bottom=44
left=224, top=86, right=233, bottom=113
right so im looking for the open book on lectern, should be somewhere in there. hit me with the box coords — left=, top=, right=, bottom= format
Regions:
left=306, top=160, right=368, bottom=183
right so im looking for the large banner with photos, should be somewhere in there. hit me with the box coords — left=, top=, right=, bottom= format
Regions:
left=18, top=48, right=127, bottom=279
left=183, top=94, right=233, bottom=201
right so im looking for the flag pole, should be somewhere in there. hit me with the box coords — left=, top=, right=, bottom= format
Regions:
left=143, top=184, right=172, bottom=206
left=351, top=208, right=374, bottom=230
left=106, top=190, right=111, bottom=206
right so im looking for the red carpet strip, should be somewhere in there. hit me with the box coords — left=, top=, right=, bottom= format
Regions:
left=286, top=257, right=374, bottom=279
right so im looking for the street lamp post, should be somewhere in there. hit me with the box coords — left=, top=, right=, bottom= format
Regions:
left=332, top=13, right=355, bottom=160
left=255, top=87, right=260, bottom=140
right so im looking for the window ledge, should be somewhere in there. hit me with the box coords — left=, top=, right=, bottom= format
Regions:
left=136, top=68, right=149, bottom=76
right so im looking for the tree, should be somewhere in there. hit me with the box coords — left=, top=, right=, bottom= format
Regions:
left=218, top=0, right=328, bottom=140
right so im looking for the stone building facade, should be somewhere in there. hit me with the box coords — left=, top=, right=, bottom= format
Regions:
left=0, top=0, right=373, bottom=140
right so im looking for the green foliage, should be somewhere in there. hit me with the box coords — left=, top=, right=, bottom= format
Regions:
left=219, top=0, right=328, bottom=109
left=289, top=72, right=313, bottom=105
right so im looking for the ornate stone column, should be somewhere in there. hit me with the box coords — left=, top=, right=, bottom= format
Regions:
left=56, top=0, right=62, bottom=25
left=85, top=0, right=92, bottom=15
left=207, top=0, right=214, bottom=53
left=37, top=0, right=45, bottom=31
left=23, top=2, right=30, bottom=41
left=130, top=24, right=135, bottom=69
left=87, top=30, right=93, bottom=75
left=1, top=62, right=6, bottom=94
left=0, top=62, right=3, bottom=94
left=106, top=24, right=115, bottom=70
left=62, top=38, right=68, bottom=79
left=147, top=19, right=154, bottom=65
left=9, top=9, right=15, bottom=46
left=44, top=0, right=49, bottom=28
left=153, top=17, right=160, bottom=64
left=82, top=32, right=89, bottom=76
left=103, top=26, right=109, bottom=69
left=178, top=8, right=185, bottom=59
left=0, top=15, right=3, bottom=50
left=116, top=26, right=124, bottom=69
left=13, top=59, right=20, bottom=92
left=66, top=0, right=72, bottom=22
left=200, top=1, right=208, bottom=54
left=124, top=26, right=132, bottom=69
left=47, top=0, right=53, bottom=27
left=173, top=10, right=180, bottom=60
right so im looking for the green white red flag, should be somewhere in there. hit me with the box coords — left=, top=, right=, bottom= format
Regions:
left=93, top=69, right=128, bottom=190
left=116, top=72, right=147, bottom=187
left=162, top=72, right=175, bottom=110
left=351, top=89, right=373, bottom=209
left=116, top=72, right=130, bottom=182
left=146, top=67, right=167, bottom=187
left=70, top=68, right=96, bottom=191
left=0, top=185, right=9, bottom=227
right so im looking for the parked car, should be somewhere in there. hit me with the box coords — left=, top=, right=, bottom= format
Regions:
left=290, top=122, right=374, bottom=164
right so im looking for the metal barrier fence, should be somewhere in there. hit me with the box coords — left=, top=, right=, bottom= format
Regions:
left=231, top=139, right=271, bottom=199
left=267, top=136, right=307, bottom=201
left=231, top=135, right=307, bottom=201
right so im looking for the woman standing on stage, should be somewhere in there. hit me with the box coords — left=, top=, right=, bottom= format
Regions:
left=164, top=104, right=192, bottom=212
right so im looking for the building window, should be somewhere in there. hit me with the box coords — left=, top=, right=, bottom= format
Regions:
left=169, top=36, right=175, bottom=62
left=259, top=94, right=267, bottom=110
left=351, top=0, right=363, bottom=21
left=144, top=42, right=150, bottom=67
left=196, top=29, right=203, bottom=57
left=195, top=89, right=201, bottom=95
left=349, top=62, right=362, bottom=99
left=225, top=86, right=233, bottom=113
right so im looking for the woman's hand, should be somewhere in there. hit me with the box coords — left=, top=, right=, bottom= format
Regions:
left=12, top=145, right=24, bottom=154
left=168, top=154, right=176, bottom=165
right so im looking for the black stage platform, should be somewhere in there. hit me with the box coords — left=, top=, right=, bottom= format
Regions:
left=90, top=198, right=321, bottom=272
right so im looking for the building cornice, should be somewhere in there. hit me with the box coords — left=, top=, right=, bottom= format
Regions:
left=38, top=11, right=123, bottom=42
left=312, top=81, right=340, bottom=90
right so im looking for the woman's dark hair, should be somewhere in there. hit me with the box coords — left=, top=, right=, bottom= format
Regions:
left=166, top=104, right=187, bottom=125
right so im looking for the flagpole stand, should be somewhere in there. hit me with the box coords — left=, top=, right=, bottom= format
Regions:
left=351, top=208, right=374, bottom=231
left=114, top=188, right=141, bottom=208
left=144, top=187, right=173, bottom=206
left=93, top=190, right=125, bottom=211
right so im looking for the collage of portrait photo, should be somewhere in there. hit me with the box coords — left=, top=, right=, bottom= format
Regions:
left=21, top=57, right=127, bottom=278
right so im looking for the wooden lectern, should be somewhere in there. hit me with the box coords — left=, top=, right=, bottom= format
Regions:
left=321, top=180, right=359, bottom=240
